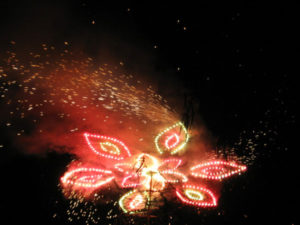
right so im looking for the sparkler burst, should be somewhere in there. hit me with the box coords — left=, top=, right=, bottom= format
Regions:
left=60, top=122, right=247, bottom=215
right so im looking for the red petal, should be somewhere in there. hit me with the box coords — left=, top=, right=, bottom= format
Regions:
left=158, top=158, right=182, bottom=171
left=190, top=160, right=247, bottom=180
left=160, top=170, right=188, bottom=183
left=165, top=133, right=180, bottom=149
left=121, top=174, right=142, bottom=188
left=61, top=167, right=114, bottom=189
left=114, top=163, right=133, bottom=175
left=84, top=133, right=131, bottom=160
left=176, top=184, right=217, bottom=207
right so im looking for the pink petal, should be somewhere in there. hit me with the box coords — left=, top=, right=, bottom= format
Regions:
left=61, top=167, right=114, bottom=189
left=114, top=163, right=133, bottom=175
left=160, top=170, right=188, bottom=183
left=84, top=133, right=131, bottom=160
left=158, top=158, right=182, bottom=171
left=121, top=174, right=141, bottom=188
left=190, top=160, right=247, bottom=180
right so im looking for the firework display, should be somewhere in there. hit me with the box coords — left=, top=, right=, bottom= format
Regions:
left=60, top=122, right=247, bottom=214
left=0, top=46, right=250, bottom=223
left=1, top=1, right=296, bottom=224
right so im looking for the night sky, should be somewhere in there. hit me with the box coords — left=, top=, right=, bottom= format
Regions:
left=0, top=1, right=298, bottom=225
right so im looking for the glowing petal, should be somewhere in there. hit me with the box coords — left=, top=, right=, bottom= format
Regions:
left=121, top=174, right=141, bottom=188
left=176, top=184, right=217, bottom=207
left=165, top=133, right=179, bottom=149
left=114, top=163, right=133, bottom=175
left=190, top=160, right=247, bottom=180
left=160, top=170, right=188, bottom=183
left=77, top=175, right=103, bottom=183
left=184, top=189, right=204, bottom=201
left=119, top=190, right=149, bottom=214
left=100, top=142, right=120, bottom=155
left=84, top=133, right=131, bottom=160
left=158, top=158, right=182, bottom=171
left=154, top=122, right=189, bottom=155
left=61, top=167, right=114, bottom=189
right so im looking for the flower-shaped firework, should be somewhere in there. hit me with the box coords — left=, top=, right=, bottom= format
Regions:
left=61, top=122, right=247, bottom=214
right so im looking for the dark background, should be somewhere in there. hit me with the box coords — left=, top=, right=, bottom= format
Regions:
left=0, top=1, right=298, bottom=224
